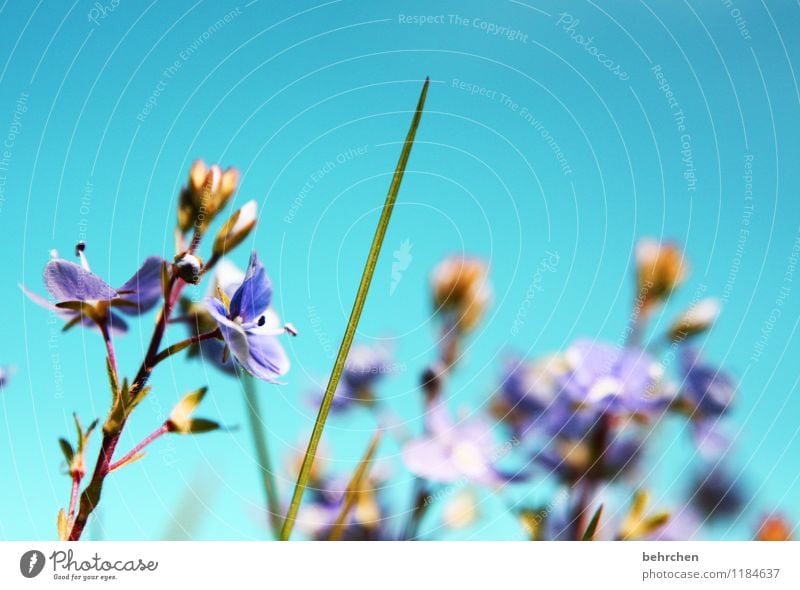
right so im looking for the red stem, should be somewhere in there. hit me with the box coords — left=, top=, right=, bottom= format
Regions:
left=67, top=474, right=80, bottom=523
left=109, top=424, right=169, bottom=472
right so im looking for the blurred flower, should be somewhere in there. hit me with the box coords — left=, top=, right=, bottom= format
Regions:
left=689, top=463, right=745, bottom=521
left=22, top=248, right=164, bottom=334
left=535, top=430, right=644, bottom=483
left=442, top=488, right=480, bottom=530
left=646, top=507, right=703, bottom=541
left=679, top=349, right=735, bottom=417
left=755, top=514, right=793, bottom=541
left=402, top=399, right=510, bottom=486
left=173, top=253, right=204, bottom=285
left=296, top=472, right=390, bottom=540
left=431, top=255, right=491, bottom=334
left=492, top=355, right=568, bottom=433
left=178, top=160, right=239, bottom=232
left=206, top=251, right=294, bottom=382
left=635, top=239, right=687, bottom=311
left=561, top=339, right=674, bottom=417
left=0, top=366, right=14, bottom=390
left=311, top=343, right=393, bottom=412
left=667, top=298, right=720, bottom=342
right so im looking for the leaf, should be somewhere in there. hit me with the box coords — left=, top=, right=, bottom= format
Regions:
left=168, top=387, right=208, bottom=433
left=581, top=504, right=604, bottom=541
left=183, top=418, right=221, bottom=434
left=161, top=260, right=171, bottom=300
left=57, top=508, right=68, bottom=541
left=279, top=77, right=430, bottom=542
left=58, top=438, right=74, bottom=464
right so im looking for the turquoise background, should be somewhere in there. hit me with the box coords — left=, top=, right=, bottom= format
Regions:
left=0, top=0, right=798, bottom=540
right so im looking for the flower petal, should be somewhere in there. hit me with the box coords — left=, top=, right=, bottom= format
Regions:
left=117, top=256, right=164, bottom=315
left=402, top=437, right=462, bottom=483
left=241, top=329, right=290, bottom=382
left=44, top=259, right=117, bottom=302
left=229, top=251, right=272, bottom=322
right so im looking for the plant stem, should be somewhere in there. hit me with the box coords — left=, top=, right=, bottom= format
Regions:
left=241, top=373, right=283, bottom=538
left=109, top=423, right=169, bottom=472
left=68, top=474, right=81, bottom=524
left=279, top=77, right=430, bottom=541
left=154, top=328, right=221, bottom=365
left=101, top=325, right=118, bottom=378
left=69, top=274, right=187, bottom=541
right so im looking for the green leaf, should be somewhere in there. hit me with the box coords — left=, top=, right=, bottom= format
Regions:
left=58, top=438, right=74, bottom=464
left=105, top=357, right=119, bottom=400
left=581, top=504, right=604, bottom=541
left=183, top=418, right=221, bottom=434
left=279, top=77, right=430, bottom=541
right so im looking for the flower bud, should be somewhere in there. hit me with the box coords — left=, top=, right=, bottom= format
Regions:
left=213, top=200, right=257, bottom=257
left=431, top=255, right=491, bottom=333
left=173, top=253, right=204, bottom=284
left=668, top=298, right=720, bottom=342
left=635, top=239, right=687, bottom=311
left=177, top=160, right=239, bottom=232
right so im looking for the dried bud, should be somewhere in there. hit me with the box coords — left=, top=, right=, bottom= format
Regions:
left=173, top=253, right=204, bottom=285
left=167, top=387, right=220, bottom=434
left=668, top=298, right=720, bottom=342
left=635, top=239, right=687, bottom=311
left=213, top=200, right=257, bottom=257
left=431, top=255, right=491, bottom=333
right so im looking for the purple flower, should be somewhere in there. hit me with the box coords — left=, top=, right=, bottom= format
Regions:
left=311, top=343, right=392, bottom=412
left=689, top=462, right=745, bottom=520
left=22, top=248, right=164, bottom=334
left=205, top=251, right=292, bottom=382
left=402, top=399, right=511, bottom=486
left=560, top=339, right=673, bottom=416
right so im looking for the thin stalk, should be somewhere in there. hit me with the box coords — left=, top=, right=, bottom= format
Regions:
left=67, top=474, right=81, bottom=524
left=154, top=328, right=221, bottom=365
left=241, top=373, right=283, bottom=538
left=109, top=423, right=169, bottom=472
left=328, top=429, right=382, bottom=541
left=280, top=77, right=430, bottom=541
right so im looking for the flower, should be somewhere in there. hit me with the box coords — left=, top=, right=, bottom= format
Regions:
left=689, top=462, right=745, bottom=520
left=0, top=365, right=14, bottom=390
left=180, top=259, right=244, bottom=375
left=22, top=247, right=164, bottom=334
left=402, top=399, right=512, bottom=486
left=679, top=349, right=735, bottom=417
left=560, top=339, right=673, bottom=416
left=177, top=160, right=239, bottom=232
left=430, top=255, right=491, bottom=333
left=492, top=355, right=568, bottom=432
left=205, top=251, right=293, bottom=382
left=312, top=343, right=393, bottom=412
left=635, top=238, right=687, bottom=310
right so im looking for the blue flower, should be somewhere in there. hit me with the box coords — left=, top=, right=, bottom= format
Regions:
left=680, top=349, right=735, bottom=416
left=560, top=339, right=674, bottom=416
left=205, top=251, right=293, bottom=382
left=310, top=343, right=392, bottom=412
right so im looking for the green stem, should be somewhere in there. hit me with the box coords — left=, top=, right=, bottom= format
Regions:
left=279, top=77, right=430, bottom=541
left=241, top=373, right=283, bottom=538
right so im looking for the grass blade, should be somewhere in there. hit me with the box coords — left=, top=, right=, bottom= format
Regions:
left=328, top=429, right=383, bottom=541
left=581, top=504, right=604, bottom=541
left=280, top=77, right=430, bottom=541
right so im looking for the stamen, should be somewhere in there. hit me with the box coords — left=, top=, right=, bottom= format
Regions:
left=75, top=241, right=90, bottom=271
left=285, top=322, right=298, bottom=337
left=257, top=315, right=266, bottom=327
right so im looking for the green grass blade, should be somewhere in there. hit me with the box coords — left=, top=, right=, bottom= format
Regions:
left=279, top=77, right=430, bottom=541
left=581, top=504, right=604, bottom=541
left=328, top=429, right=382, bottom=541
